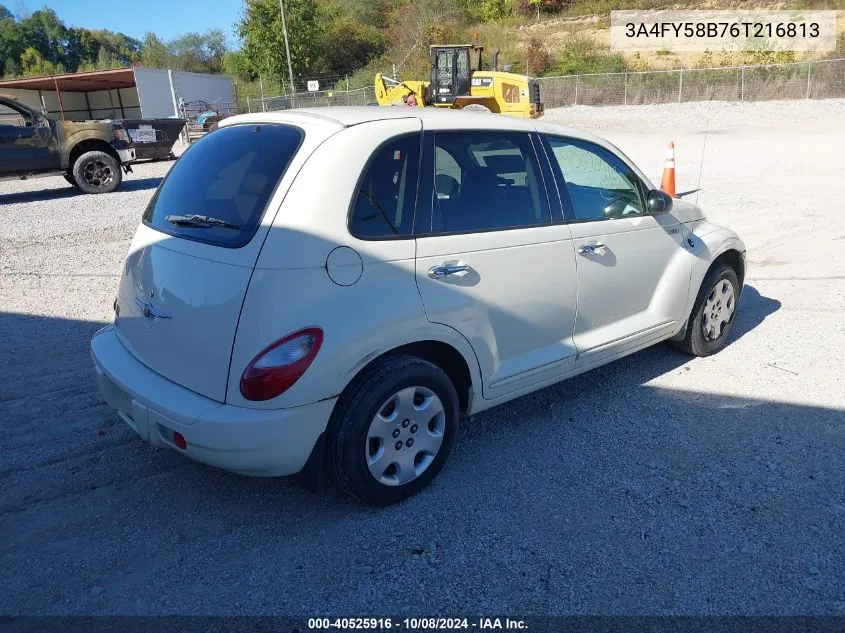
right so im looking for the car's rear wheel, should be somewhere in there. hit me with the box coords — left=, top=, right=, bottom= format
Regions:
left=674, top=263, right=740, bottom=356
left=72, top=150, right=122, bottom=194
left=328, top=354, right=459, bottom=505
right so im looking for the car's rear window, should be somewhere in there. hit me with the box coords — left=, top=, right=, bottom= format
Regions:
left=142, top=123, right=304, bottom=248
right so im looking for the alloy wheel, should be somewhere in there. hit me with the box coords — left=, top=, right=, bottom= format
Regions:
left=82, top=159, right=114, bottom=189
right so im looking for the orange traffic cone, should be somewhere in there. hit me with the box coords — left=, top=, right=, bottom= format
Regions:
left=660, top=141, right=676, bottom=198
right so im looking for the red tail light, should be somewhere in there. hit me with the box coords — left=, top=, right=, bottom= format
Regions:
left=240, top=327, right=323, bottom=401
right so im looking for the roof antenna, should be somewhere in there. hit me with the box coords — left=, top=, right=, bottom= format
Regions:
left=693, top=100, right=712, bottom=210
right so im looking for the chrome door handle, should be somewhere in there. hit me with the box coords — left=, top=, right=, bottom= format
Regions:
left=578, top=242, right=606, bottom=255
left=428, top=263, right=470, bottom=279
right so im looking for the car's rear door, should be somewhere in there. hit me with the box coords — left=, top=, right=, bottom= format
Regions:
left=540, top=135, right=691, bottom=366
left=414, top=125, right=578, bottom=400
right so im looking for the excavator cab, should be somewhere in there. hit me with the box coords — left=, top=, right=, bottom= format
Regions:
left=429, top=45, right=482, bottom=105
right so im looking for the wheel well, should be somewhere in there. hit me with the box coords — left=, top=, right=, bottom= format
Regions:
left=359, top=341, right=474, bottom=415
left=69, top=140, right=119, bottom=169
left=712, top=249, right=745, bottom=288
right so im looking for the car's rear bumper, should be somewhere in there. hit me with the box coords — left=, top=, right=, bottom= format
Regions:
left=90, top=326, right=335, bottom=476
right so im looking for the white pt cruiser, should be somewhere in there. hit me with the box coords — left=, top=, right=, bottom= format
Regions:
left=91, top=107, right=745, bottom=505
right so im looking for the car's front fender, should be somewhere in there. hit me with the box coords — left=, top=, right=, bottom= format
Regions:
left=672, top=220, right=746, bottom=339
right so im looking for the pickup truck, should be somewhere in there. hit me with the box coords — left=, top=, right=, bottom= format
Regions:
left=0, top=94, right=136, bottom=194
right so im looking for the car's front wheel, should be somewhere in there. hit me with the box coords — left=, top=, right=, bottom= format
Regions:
left=72, top=150, right=122, bottom=194
left=328, top=355, right=459, bottom=505
left=674, top=263, right=740, bottom=356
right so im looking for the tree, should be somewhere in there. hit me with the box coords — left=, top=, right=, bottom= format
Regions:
left=314, top=7, right=389, bottom=77
left=333, top=0, right=386, bottom=28
left=238, top=0, right=322, bottom=87
left=96, top=46, right=117, bottom=69
left=19, top=9, right=68, bottom=67
left=20, top=46, right=64, bottom=76
left=139, top=33, right=170, bottom=68
left=0, top=10, right=24, bottom=76
left=169, top=30, right=227, bottom=73
left=138, top=30, right=228, bottom=73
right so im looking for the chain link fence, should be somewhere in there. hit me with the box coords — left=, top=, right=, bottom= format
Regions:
left=245, top=59, right=844, bottom=113
left=538, top=58, right=845, bottom=108
left=247, top=86, right=375, bottom=112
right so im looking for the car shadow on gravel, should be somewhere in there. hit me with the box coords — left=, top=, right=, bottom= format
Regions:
left=0, top=177, right=162, bottom=205
left=3, top=287, right=845, bottom=615
left=0, top=283, right=779, bottom=492
left=726, top=284, right=781, bottom=345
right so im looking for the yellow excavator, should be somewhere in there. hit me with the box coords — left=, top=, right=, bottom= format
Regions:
left=375, top=45, right=544, bottom=118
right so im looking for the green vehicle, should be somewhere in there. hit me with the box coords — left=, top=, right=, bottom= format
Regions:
left=0, top=94, right=136, bottom=194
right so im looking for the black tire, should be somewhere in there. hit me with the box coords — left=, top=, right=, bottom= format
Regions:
left=328, top=354, right=459, bottom=505
left=63, top=173, right=80, bottom=190
left=673, top=263, right=740, bottom=357
left=72, top=150, right=122, bottom=194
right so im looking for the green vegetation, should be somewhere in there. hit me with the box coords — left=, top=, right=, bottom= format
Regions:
left=0, top=0, right=841, bottom=106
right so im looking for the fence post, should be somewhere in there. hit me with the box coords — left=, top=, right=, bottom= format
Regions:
left=346, top=75, right=350, bottom=106
left=806, top=61, right=812, bottom=99
left=259, top=74, right=266, bottom=112
left=678, top=67, right=683, bottom=103
left=740, top=67, right=745, bottom=102
left=624, top=71, right=628, bottom=106
left=574, top=76, right=578, bottom=106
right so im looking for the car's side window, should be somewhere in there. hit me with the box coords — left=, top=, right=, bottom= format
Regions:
left=545, top=136, right=646, bottom=221
left=0, top=102, right=31, bottom=128
left=430, top=131, right=550, bottom=234
left=349, top=133, right=421, bottom=239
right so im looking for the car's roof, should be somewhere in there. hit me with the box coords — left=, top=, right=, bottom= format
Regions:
left=223, top=107, right=654, bottom=188
left=231, top=106, right=533, bottom=129
left=228, top=106, right=600, bottom=140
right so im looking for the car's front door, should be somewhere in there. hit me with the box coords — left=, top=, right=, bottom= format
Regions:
left=0, top=99, right=57, bottom=173
left=542, top=135, right=691, bottom=367
left=415, top=128, right=578, bottom=400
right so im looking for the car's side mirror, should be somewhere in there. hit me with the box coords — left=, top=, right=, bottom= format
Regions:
left=647, top=189, right=673, bottom=214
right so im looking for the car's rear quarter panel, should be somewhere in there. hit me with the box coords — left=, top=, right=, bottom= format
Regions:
left=226, top=118, right=483, bottom=410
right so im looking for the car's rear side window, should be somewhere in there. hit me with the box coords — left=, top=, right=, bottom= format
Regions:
left=142, top=124, right=303, bottom=248
left=348, top=134, right=421, bottom=239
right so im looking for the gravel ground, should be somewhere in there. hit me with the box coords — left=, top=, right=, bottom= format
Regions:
left=1, top=100, right=844, bottom=617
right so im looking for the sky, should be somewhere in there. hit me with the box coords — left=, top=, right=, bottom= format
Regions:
left=12, top=0, right=245, bottom=42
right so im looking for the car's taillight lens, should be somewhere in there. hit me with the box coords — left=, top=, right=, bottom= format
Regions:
left=240, top=327, right=323, bottom=401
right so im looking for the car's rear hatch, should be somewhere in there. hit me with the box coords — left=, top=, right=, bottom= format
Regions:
left=114, top=117, right=339, bottom=402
